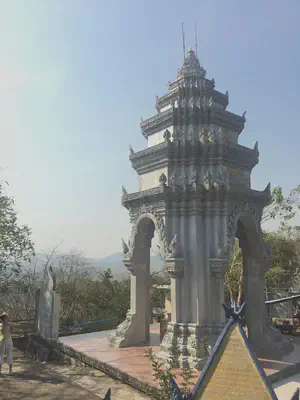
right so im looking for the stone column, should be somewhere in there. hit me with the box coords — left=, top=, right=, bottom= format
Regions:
left=209, top=258, right=229, bottom=329
left=165, top=257, right=184, bottom=323
left=109, top=226, right=153, bottom=347
left=243, top=256, right=267, bottom=344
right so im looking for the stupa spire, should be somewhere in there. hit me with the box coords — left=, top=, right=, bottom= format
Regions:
left=177, top=46, right=206, bottom=79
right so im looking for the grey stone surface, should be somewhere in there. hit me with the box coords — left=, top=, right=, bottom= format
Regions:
left=109, top=47, right=293, bottom=366
left=37, top=266, right=61, bottom=342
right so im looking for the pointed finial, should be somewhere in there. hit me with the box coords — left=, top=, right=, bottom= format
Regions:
left=181, top=22, right=186, bottom=60
left=242, top=110, right=247, bottom=120
left=103, top=388, right=111, bottom=400
left=122, top=238, right=129, bottom=255
left=264, top=182, right=271, bottom=193
left=211, top=78, right=215, bottom=88
left=290, top=388, right=300, bottom=400
left=254, top=141, right=259, bottom=152
left=225, top=90, right=229, bottom=97
left=122, top=186, right=127, bottom=196
left=222, top=302, right=245, bottom=321
left=129, top=145, right=134, bottom=155
left=170, top=375, right=183, bottom=399
left=195, top=21, right=198, bottom=58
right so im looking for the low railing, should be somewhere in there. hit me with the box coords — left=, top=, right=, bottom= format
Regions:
left=11, top=319, right=36, bottom=337
left=59, top=316, right=118, bottom=336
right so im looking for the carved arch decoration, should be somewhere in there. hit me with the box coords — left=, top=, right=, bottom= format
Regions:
left=122, top=207, right=169, bottom=263
left=220, top=201, right=271, bottom=267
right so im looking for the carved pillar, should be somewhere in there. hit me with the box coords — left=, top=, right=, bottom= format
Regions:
left=209, top=257, right=229, bottom=327
left=165, top=256, right=184, bottom=323
left=243, top=255, right=268, bottom=344
left=109, top=223, right=153, bottom=348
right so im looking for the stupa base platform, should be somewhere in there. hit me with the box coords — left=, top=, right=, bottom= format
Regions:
left=58, top=324, right=300, bottom=395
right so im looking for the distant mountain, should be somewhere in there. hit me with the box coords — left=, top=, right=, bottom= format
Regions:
left=29, top=252, right=164, bottom=280
left=91, top=252, right=123, bottom=263
left=87, top=252, right=164, bottom=279
left=88, top=253, right=163, bottom=275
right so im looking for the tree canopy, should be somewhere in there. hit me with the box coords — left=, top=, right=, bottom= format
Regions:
left=226, top=184, right=300, bottom=305
left=0, top=181, right=35, bottom=289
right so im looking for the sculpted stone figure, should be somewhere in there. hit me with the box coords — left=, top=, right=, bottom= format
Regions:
left=204, top=169, right=212, bottom=191
left=159, top=173, right=167, bottom=187
left=169, top=171, right=176, bottom=187
left=191, top=170, right=197, bottom=185
left=168, top=234, right=178, bottom=258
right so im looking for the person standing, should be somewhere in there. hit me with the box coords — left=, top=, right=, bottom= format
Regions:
left=0, top=313, right=13, bottom=374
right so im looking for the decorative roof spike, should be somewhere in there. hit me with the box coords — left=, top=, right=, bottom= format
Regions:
left=129, top=145, right=134, bottom=155
left=225, top=90, right=229, bottom=97
left=242, top=110, right=247, bottom=121
left=121, top=238, right=129, bottom=255
left=170, top=375, right=189, bottom=400
left=291, top=388, right=300, bottom=400
left=264, top=182, right=271, bottom=193
left=254, top=141, right=259, bottom=152
left=103, top=388, right=111, bottom=400
left=222, top=302, right=245, bottom=321
left=121, top=186, right=127, bottom=196
left=211, top=78, right=215, bottom=88
left=168, top=234, right=179, bottom=258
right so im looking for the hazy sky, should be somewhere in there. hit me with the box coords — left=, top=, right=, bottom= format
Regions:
left=0, top=1, right=299, bottom=258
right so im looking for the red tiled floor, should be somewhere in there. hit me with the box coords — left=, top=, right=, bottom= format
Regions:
left=59, top=324, right=299, bottom=389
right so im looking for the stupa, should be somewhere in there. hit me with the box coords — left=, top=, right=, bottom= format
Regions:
left=108, top=47, right=292, bottom=367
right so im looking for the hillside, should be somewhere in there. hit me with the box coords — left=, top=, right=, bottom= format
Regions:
left=30, top=252, right=164, bottom=280
left=88, top=252, right=164, bottom=279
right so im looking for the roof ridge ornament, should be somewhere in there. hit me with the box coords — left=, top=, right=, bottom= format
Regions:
left=121, top=186, right=127, bottom=196
left=222, top=301, right=245, bottom=321
left=129, top=145, right=134, bottom=155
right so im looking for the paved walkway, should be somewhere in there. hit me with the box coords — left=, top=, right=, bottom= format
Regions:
left=274, top=373, right=300, bottom=399
left=0, top=349, right=148, bottom=400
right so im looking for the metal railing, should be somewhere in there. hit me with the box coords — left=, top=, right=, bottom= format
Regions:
left=59, top=316, right=118, bottom=336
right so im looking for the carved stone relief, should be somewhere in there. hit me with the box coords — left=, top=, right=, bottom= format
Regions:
left=122, top=208, right=169, bottom=263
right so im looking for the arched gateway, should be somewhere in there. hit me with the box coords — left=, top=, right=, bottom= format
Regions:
left=108, top=48, right=292, bottom=367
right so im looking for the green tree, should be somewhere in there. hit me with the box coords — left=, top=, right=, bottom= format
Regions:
left=226, top=184, right=300, bottom=304
left=262, top=185, right=300, bottom=224
left=224, top=239, right=243, bottom=305
left=0, top=180, right=35, bottom=289
left=264, top=232, right=299, bottom=298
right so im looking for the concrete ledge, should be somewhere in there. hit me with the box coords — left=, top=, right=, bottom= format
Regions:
left=14, top=335, right=62, bottom=363
left=269, top=361, right=300, bottom=384
left=56, top=341, right=159, bottom=397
